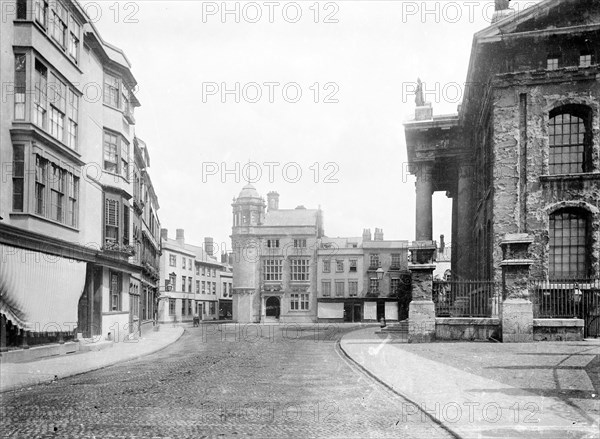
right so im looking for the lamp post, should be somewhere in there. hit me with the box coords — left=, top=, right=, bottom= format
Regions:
left=573, top=283, right=583, bottom=319
left=376, top=268, right=385, bottom=327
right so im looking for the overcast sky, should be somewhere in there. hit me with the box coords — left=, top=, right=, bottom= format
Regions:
left=82, top=0, right=540, bottom=254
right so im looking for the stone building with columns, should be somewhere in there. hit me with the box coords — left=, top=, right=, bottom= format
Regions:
left=231, top=185, right=324, bottom=323
left=405, top=0, right=599, bottom=283
left=404, top=0, right=599, bottom=341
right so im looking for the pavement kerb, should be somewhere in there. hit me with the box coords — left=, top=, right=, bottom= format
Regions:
left=339, top=327, right=600, bottom=439
left=0, top=326, right=185, bottom=394
left=336, top=333, right=462, bottom=439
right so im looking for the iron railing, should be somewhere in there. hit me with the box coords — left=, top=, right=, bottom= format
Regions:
left=433, top=280, right=498, bottom=318
left=530, top=278, right=600, bottom=319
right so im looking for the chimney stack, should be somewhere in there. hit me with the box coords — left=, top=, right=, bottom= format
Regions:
left=440, top=234, right=445, bottom=252
left=161, top=228, right=168, bottom=240
left=176, top=229, right=185, bottom=245
left=267, top=191, right=280, bottom=211
left=205, top=237, right=214, bottom=256
left=362, top=228, right=372, bottom=242
left=374, top=228, right=384, bottom=241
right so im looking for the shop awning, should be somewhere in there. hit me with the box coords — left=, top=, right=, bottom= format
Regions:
left=0, top=244, right=86, bottom=332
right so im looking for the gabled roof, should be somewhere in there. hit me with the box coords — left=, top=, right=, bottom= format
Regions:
left=463, top=0, right=599, bottom=115
left=474, top=0, right=598, bottom=43
left=263, top=209, right=319, bottom=227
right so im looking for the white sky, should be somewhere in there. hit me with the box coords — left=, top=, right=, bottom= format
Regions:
left=82, top=0, right=541, bottom=254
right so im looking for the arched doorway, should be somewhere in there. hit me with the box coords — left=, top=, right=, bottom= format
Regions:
left=266, top=296, right=280, bottom=319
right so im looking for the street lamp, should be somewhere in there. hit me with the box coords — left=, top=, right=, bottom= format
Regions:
left=376, top=268, right=386, bottom=327
left=573, top=283, right=583, bottom=304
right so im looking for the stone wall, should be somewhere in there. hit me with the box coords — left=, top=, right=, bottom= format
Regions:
left=435, top=318, right=499, bottom=341
left=533, top=318, right=584, bottom=341
left=490, top=76, right=600, bottom=283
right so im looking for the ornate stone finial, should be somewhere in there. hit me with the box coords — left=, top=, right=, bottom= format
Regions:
left=415, top=78, right=425, bottom=107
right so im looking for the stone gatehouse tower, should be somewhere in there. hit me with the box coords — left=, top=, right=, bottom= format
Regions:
left=231, top=184, right=324, bottom=323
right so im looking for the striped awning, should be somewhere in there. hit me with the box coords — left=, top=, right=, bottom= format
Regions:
left=0, top=244, right=86, bottom=332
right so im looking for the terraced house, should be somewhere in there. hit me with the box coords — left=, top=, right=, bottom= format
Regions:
left=0, top=0, right=161, bottom=350
left=159, top=230, right=230, bottom=323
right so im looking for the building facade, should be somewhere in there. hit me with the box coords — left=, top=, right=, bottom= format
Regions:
left=316, top=229, right=410, bottom=323
left=231, top=185, right=324, bottom=323
left=218, top=264, right=233, bottom=320
left=0, top=0, right=160, bottom=347
left=404, top=0, right=600, bottom=284
left=158, top=230, right=229, bottom=323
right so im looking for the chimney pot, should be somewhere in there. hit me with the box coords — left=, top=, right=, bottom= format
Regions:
left=160, top=228, right=168, bottom=240
left=267, top=191, right=280, bottom=211
left=204, top=237, right=214, bottom=256
left=176, top=229, right=185, bottom=244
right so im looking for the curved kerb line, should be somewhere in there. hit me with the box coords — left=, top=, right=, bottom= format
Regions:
left=335, top=337, right=463, bottom=439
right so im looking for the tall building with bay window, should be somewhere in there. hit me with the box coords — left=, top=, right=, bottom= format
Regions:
left=0, top=0, right=161, bottom=349
left=231, top=185, right=324, bottom=323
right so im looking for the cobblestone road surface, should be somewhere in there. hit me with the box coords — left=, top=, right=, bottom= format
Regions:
left=1, top=324, right=452, bottom=439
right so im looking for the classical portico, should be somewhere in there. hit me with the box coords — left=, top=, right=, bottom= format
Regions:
left=404, top=106, right=473, bottom=280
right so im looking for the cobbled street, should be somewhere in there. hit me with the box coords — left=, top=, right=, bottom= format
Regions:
left=0, top=324, right=451, bottom=439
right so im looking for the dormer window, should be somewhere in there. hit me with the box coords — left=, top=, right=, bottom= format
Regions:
left=547, top=56, right=559, bottom=71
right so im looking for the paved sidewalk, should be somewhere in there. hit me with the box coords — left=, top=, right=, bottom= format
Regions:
left=0, top=325, right=184, bottom=393
left=340, top=328, right=600, bottom=439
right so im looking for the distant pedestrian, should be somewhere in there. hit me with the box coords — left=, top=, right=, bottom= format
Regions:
left=193, top=311, right=200, bottom=327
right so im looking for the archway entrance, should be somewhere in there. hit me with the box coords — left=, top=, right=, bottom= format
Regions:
left=265, top=296, right=281, bottom=319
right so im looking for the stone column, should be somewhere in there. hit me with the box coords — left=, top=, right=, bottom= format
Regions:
left=455, top=162, right=473, bottom=279
left=500, top=234, right=534, bottom=342
left=408, top=242, right=437, bottom=343
left=415, top=163, right=433, bottom=241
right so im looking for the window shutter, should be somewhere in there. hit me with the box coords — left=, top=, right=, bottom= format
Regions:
left=105, top=198, right=119, bottom=226
left=123, top=205, right=130, bottom=244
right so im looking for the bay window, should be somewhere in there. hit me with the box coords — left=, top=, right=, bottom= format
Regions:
left=68, top=18, right=81, bottom=62
left=104, top=73, right=120, bottom=108
left=103, top=130, right=129, bottom=180
left=50, top=164, right=65, bottom=222
left=12, top=145, right=25, bottom=212
left=35, top=156, right=47, bottom=215
left=51, top=2, right=68, bottom=48
left=35, top=0, right=48, bottom=28
left=290, top=259, right=310, bottom=281
left=14, top=55, right=26, bottom=120
left=34, top=60, right=47, bottom=128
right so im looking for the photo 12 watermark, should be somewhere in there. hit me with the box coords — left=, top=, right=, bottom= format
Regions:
left=202, top=161, right=340, bottom=184
left=200, top=1, right=340, bottom=24
left=201, top=82, right=339, bottom=104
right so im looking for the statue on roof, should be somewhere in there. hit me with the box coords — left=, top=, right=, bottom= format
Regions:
left=495, top=0, right=510, bottom=10
left=415, top=78, right=425, bottom=107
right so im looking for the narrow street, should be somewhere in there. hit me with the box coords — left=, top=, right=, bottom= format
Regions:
left=1, top=324, right=451, bottom=438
